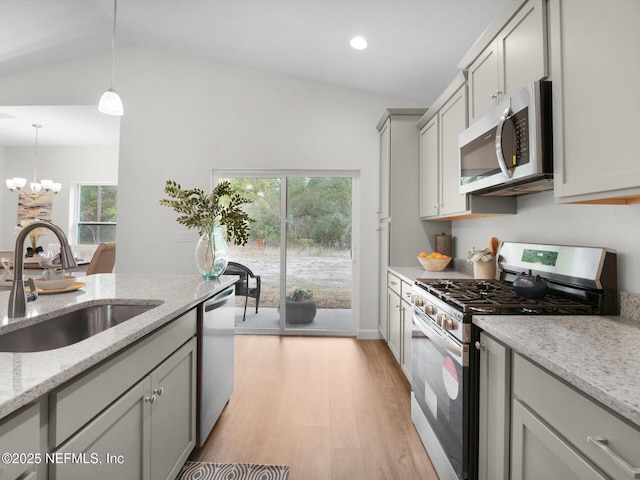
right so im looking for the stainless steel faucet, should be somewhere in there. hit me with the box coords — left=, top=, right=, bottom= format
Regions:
left=8, top=221, right=78, bottom=318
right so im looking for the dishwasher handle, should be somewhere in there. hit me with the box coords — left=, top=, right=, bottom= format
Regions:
left=204, top=286, right=235, bottom=312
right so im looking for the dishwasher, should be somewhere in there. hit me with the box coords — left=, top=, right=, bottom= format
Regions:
left=197, top=284, right=235, bottom=447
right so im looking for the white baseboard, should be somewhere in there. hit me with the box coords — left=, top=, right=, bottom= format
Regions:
left=357, top=328, right=383, bottom=340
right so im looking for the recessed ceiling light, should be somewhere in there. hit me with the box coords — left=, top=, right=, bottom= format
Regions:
left=350, top=36, right=368, bottom=50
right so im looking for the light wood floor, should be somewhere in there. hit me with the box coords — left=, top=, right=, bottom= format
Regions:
left=192, top=335, right=439, bottom=479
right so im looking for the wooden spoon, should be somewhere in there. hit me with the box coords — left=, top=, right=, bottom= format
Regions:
left=489, top=237, right=500, bottom=256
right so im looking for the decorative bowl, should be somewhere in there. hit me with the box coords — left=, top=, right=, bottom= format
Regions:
left=417, top=256, right=452, bottom=272
left=33, top=275, right=76, bottom=290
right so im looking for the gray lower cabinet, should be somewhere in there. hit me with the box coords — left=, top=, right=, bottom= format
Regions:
left=511, top=398, right=607, bottom=480
left=477, top=332, right=510, bottom=480
left=387, top=287, right=401, bottom=363
left=50, top=338, right=196, bottom=480
left=512, top=353, right=640, bottom=480
left=0, top=403, right=41, bottom=480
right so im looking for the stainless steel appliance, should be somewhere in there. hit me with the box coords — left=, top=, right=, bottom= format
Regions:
left=197, top=285, right=235, bottom=447
left=410, top=241, right=618, bottom=480
left=458, top=81, right=553, bottom=196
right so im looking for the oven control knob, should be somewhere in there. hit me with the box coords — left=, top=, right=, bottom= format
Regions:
left=442, top=317, right=457, bottom=331
left=425, top=305, right=437, bottom=316
left=436, top=313, right=446, bottom=326
left=413, top=296, right=424, bottom=307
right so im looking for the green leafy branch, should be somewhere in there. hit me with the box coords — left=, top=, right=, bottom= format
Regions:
left=160, top=180, right=253, bottom=246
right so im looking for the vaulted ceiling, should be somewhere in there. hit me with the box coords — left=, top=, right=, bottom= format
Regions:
left=0, top=0, right=509, bottom=144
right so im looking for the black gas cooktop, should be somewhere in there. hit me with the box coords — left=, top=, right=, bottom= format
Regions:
left=415, top=278, right=592, bottom=315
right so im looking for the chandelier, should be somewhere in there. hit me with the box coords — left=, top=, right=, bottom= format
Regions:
left=5, top=123, right=61, bottom=200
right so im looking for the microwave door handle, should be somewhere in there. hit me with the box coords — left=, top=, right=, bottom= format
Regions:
left=495, top=107, right=515, bottom=179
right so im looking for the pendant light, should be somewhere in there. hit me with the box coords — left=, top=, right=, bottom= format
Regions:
left=98, top=0, right=124, bottom=116
left=5, top=124, right=62, bottom=199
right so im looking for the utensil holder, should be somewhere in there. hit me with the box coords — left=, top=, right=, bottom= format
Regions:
left=474, top=260, right=496, bottom=279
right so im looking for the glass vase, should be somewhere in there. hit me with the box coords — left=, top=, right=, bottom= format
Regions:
left=195, top=226, right=229, bottom=280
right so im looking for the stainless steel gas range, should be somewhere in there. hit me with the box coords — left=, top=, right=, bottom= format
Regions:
left=410, top=241, right=618, bottom=480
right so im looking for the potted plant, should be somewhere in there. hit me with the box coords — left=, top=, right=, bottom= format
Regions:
left=285, top=288, right=316, bottom=324
left=160, top=180, right=252, bottom=280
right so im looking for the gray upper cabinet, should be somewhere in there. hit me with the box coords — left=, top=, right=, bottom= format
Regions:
left=418, top=74, right=516, bottom=220
left=463, top=0, right=548, bottom=123
left=549, top=0, right=640, bottom=204
left=376, top=109, right=432, bottom=265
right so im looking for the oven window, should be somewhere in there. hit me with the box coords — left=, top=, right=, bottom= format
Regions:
left=412, top=314, right=467, bottom=477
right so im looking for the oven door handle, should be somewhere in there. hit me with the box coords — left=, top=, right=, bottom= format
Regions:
left=413, top=312, right=464, bottom=365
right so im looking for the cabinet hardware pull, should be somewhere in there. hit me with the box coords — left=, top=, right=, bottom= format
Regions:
left=474, top=341, right=485, bottom=351
left=145, top=394, right=157, bottom=404
left=153, top=387, right=164, bottom=396
left=587, top=436, right=640, bottom=478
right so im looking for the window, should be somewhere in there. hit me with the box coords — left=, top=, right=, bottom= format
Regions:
left=76, top=184, right=117, bottom=244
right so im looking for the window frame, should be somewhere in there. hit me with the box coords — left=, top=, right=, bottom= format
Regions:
left=70, top=182, right=118, bottom=245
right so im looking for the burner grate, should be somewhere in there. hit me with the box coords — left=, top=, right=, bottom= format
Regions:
left=415, top=278, right=592, bottom=315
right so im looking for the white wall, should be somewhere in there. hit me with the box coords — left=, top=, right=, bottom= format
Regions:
left=0, top=47, right=418, bottom=337
left=1, top=146, right=118, bottom=250
left=451, top=191, right=640, bottom=293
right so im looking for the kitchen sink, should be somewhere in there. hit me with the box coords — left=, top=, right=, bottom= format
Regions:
left=0, top=303, right=161, bottom=352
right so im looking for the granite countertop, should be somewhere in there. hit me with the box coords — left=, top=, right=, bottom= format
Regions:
left=474, top=314, right=640, bottom=429
left=0, top=273, right=237, bottom=419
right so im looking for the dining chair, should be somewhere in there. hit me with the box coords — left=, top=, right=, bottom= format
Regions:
left=85, top=242, right=116, bottom=275
left=224, top=261, right=261, bottom=321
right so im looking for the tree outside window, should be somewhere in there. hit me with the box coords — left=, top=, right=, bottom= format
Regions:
left=77, top=185, right=117, bottom=244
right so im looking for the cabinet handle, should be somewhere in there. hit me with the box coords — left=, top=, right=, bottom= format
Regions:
left=587, top=436, right=640, bottom=478
left=153, top=387, right=164, bottom=396
left=475, top=341, right=485, bottom=351
left=490, top=90, right=503, bottom=100
left=145, top=394, right=157, bottom=404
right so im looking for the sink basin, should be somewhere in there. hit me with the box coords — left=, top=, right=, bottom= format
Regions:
left=0, top=303, right=160, bottom=352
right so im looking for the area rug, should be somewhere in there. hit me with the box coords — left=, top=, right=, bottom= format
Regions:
left=178, top=462, right=289, bottom=480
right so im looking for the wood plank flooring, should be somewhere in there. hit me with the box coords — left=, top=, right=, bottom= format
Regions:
left=191, top=335, right=439, bottom=479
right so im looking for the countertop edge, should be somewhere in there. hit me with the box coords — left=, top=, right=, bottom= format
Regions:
left=0, top=274, right=238, bottom=420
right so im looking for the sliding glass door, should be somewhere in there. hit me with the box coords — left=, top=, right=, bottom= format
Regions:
left=218, top=171, right=356, bottom=335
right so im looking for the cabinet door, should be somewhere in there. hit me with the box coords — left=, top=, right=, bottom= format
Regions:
left=387, top=289, right=401, bottom=362
left=0, top=403, right=40, bottom=480
left=150, top=339, right=196, bottom=480
left=400, top=297, right=412, bottom=382
left=419, top=116, right=439, bottom=218
left=51, top=378, right=151, bottom=480
left=439, top=85, right=468, bottom=216
left=511, top=399, right=607, bottom=480
left=498, top=0, right=548, bottom=98
left=550, top=0, right=640, bottom=202
left=477, top=333, right=510, bottom=480
left=378, top=222, right=390, bottom=340
left=379, top=118, right=391, bottom=219
left=468, top=42, right=500, bottom=123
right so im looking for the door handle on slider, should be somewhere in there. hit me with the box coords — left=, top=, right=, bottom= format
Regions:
left=587, top=436, right=640, bottom=478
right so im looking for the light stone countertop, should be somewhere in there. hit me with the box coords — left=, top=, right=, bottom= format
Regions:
left=474, top=314, right=640, bottom=428
left=0, top=273, right=237, bottom=420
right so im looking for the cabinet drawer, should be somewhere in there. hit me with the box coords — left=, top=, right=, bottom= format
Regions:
left=50, top=308, right=197, bottom=447
left=400, top=280, right=413, bottom=304
left=0, top=403, right=40, bottom=480
left=513, top=354, right=640, bottom=480
left=387, top=273, right=401, bottom=295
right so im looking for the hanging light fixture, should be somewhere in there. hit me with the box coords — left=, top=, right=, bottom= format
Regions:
left=5, top=124, right=62, bottom=199
left=98, top=0, right=123, bottom=116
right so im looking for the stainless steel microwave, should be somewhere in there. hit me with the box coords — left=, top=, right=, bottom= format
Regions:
left=458, top=81, right=553, bottom=196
